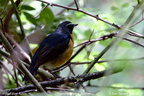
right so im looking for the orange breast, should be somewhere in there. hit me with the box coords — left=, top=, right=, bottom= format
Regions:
left=41, top=34, right=74, bottom=70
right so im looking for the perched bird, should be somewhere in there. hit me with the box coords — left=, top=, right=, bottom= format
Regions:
left=24, top=21, right=77, bottom=80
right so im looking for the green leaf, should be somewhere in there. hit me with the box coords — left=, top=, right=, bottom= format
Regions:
left=0, top=0, right=7, bottom=6
left=99, top=39, right=113, bottom=47
left=122, top=3, right=129, bottom=8
left=39, top=7, right=54, bottom=26
left=111, top=5, right=119, bottom=11
left=75, top=12, right=86, bottom=19
left=23, top=12, right=37, bottom=25
left=119, top=41, right=132, bottom=47
left=21, top=5, right=35, bottom=11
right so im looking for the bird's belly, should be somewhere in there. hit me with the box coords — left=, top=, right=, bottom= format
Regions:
left=41, top=39, right=74, bottom=70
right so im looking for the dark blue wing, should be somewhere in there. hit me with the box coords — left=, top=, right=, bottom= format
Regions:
left=29, top=32, right=71, bottom=75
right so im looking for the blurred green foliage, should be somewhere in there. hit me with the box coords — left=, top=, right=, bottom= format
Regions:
left=1, top=0, right=144, bottom=95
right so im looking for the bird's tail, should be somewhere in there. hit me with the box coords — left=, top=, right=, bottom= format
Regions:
left=23, top=66, right=38, bottom=81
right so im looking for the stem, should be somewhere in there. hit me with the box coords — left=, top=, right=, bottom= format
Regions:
left=10, top=0, right=32, bottom=58
left=10, top=0, right=25, bottom=37
left=0, top=30, right=46, bottom=93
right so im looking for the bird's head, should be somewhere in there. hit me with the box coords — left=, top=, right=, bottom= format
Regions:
left=56, top=21, right=78, bottom=34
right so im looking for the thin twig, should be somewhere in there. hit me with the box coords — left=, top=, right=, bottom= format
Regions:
left=71, top=56, right=144, bottom=65
left=74, top=0, right=79, bottom=10
left=75, top=32, right=116, bottom=47
left=123, top=37, right=144, bottom=47
left=53, top=30, right=144, bottom=73
left=0, top=49, right=10, bottom=57
left=4, top=0, right=21, bottom=33
left=10, top=0, right=25, bottom=37
left=33, top=4, right=49, bottom=18
left=55, top=1, right=75, bottom=15
left=12, top=61, right=19, bottom=88
left=37, top=0, right=118, bottom=27
left=52, top=43, right=91, bottom=72
left=10, top=0, right=32, bottom=58
left=1, top=61, right=23, bottom=87
left=130, top=17, right=144, bottom=27
left=37, top=0, right=144, bottom=39
left=89, top=30, right=95, bottom=41
left=0, top=30, right=46, bottom=93
left=84, top=1, right=144, bottom=73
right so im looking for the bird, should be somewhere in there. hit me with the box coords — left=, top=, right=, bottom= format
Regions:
left=23, top=21, right=77, bottom=80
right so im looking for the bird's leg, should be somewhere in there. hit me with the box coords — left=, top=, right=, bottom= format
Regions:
left=47, top=69, right=61, bottom=78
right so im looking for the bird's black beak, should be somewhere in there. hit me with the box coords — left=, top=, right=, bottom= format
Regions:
left=73, top=24, right=78, bottom=27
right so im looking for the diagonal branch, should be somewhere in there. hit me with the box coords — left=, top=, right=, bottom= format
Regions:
left=0, top=30, right=46, bottom=93
left=4, top=67, right=123, bottom=94
left=84, top=1, right=144, bottom=73
left=37, top=0, right=144, bottom=39
left=74, top=0, right=79, bottom=10
left=3, top=0, right=21, bottom=33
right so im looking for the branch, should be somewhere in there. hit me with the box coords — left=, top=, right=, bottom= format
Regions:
left=84, top=1, right=144, bottom=73
left=37, top=0, right=144, bottom=39
left=0, top=30, right=46, bottom=93
left=123, top=37, right=144, bottom=47
left=53, top=31, right=144, bottom=72
left=1, top=61, right=23, bottom=87
left=37, top=0, right=119, bottom=27
left=130, top=17, right=144, bottom=27
left=3, top=0, right=21, bottom=33
left=0, top=49, right=10, bottom=57
left=33, top=4, right=49, bottom=18
left=10, top=0, right=32, bottom=58
left=75, top=32, right=116, bottom=47
left=52, top=43, right=91, bottom=72
left=55, top=1, right=76, bottom=15
left=10, top=0, right=25, bottom=37
left=71, top=56, right=144, bottom=65
left=4, top=67, right=123, bottom=94
left=74, top=0, right=79, bottom=10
